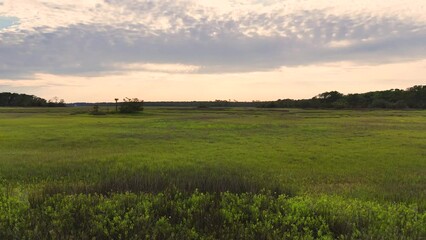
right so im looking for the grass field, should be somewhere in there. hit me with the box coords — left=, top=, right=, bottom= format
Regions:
left=1, top=107, right=425, bottom=239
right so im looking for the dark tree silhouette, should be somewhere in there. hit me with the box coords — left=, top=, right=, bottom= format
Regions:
left=261, top=85, right=426, bottom=109
left=119, top=98, right=144, bottom=113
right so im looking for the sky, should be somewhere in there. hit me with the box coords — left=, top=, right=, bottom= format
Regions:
left=0, top=0, right=425, bottom=102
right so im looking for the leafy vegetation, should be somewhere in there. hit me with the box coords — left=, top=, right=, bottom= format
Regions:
left=0, top=92, right=65, bottom=107
left=262, top=85, right=426, bottom=109
left=119, top=98, right=144, bottom=113
left=0, top=107, right=425, bottom=238
left=1, top=190, right=425, bottom=239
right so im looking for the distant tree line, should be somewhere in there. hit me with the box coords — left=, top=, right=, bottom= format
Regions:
left=261, top=85, right=426, bottom=109
left=147, top=101, right=263, bottom=108
left=0, top=92, right=66, bottom=107
left=90, top=97, right=144, bottom=115
left=79, top=100, right=263, bottom=108
left=10, top=85, right=422, bottom=109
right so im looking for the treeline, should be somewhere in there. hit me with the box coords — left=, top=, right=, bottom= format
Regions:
left=0, top=92, right=65, bottom=107
left=7, top=85, right=423, bottom=109
left=146, top=100, right=263, bottom=108
left=74, top=100, right=263, bottom=108
left=261, top=85, right=426, bottom=109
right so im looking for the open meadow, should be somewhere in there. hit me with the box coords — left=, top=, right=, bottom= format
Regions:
left=1, top=107, right=425, bottom=239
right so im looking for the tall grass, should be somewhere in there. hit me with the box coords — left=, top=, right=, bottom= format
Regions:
left=29, top=166, right=292, bottom=204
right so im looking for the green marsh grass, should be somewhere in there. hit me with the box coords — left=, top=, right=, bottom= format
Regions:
left=0, top=107, right=425, bottom=238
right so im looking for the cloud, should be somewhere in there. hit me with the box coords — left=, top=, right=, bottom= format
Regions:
left=0, top=0, right=425, bottom=79
left=120, top=63, right=200, bottom=73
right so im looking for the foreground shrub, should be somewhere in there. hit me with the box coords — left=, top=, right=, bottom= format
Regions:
left=1, top=190, right=425, bottom=239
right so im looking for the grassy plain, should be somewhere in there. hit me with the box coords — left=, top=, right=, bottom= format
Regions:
left=0, top=107, right=425, bottom=239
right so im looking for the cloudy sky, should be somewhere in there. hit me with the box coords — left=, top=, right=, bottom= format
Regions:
left=0, top=0, right=425, bottom=102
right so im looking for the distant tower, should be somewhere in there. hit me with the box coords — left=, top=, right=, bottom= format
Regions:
left=114, top=98, right=119, bottom=112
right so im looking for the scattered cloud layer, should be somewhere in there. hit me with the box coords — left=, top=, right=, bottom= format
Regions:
left=0, top=0, right=425, bottom=79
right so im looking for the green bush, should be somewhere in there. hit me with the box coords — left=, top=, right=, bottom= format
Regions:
left=1, top=190, right=425, bottom=239
left=119, top=98, right=144, bottom=113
